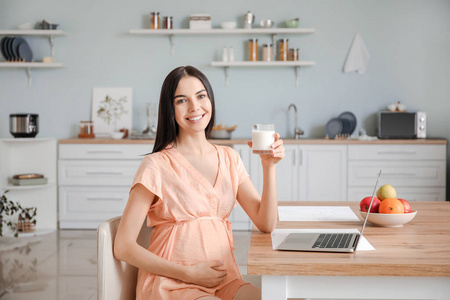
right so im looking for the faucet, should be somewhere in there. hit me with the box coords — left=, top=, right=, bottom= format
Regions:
left=288, top=104, right=304, bottom=139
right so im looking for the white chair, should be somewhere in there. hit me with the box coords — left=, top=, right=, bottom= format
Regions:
left=97, top=216, right=152, bottom=300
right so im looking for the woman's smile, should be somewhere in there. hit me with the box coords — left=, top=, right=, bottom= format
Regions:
left=187, top=114, right=205, bottom=121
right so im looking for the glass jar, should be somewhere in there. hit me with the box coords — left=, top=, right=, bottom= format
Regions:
left=262, top=44, right=273, bottom=61
left=78, top=121, right=94, bottom=138
left=248, top=38, right=258, bottom=61
left=150, top=12, right=160, bottom=29
left=163, top=16, right=173, bottom=29
left=288, top=48, right=299, bottom=61
left=278, top=38, right=289, bottom=61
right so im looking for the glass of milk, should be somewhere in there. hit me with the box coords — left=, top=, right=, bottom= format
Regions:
left=252, top=124, right=275, bottom=154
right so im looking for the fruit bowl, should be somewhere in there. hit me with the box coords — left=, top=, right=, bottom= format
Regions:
left=359, top=211, right=417, bottom=227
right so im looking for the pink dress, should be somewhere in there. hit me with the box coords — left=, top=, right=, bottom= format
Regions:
left=132, top=145, right=250, bottom=299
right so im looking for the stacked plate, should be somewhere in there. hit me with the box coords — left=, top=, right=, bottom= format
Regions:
left=0, top=36, right=33, bottom=62
left=325, top=111, right=357, bottom=139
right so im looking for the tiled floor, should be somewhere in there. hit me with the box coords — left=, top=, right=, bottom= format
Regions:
left=0, top=229, right=257, bottom=300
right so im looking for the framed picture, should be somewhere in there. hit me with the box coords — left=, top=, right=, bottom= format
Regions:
left=91, top=87, right=132, bottom=137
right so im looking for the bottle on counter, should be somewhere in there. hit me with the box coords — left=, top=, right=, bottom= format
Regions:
left=248, top=38, right=258, bottom=61
left=150, top=12, right=160, bottom=29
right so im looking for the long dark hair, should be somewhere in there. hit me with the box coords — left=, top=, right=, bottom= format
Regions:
left=152, top=66, right=216, bottom=153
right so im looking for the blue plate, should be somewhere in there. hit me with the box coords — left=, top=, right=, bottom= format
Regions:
left=12, top=37, right=26, bottom=61
left=5, top=37, right=14, bottom=61
left=0, top=37, right=9, bottom=60
left=338, top=111, right=357, bottom=135
left=325, top=118, right=343, bottom=139
left=18, top=40, right=33, bottom=62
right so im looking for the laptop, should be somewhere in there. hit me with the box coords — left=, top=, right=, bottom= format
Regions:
left=275, top=169, right=382, bottom=253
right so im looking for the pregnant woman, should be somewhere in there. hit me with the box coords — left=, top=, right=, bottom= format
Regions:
left=114, top=66, right=285, bottom=300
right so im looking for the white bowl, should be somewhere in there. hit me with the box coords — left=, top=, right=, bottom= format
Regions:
left=260, top=20, right=275, bottom=28
left=359, top=210, right=417, bottom=227
left=221, top=22, right=237, bottom=29
left=17, top=22, right=35, bottom=30
left=111, top=132, right=125, bottom=139
left=210, top=129, right=232, bottom=139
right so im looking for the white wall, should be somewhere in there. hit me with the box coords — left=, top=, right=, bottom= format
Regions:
left=1, top=0, right=449, bottom=141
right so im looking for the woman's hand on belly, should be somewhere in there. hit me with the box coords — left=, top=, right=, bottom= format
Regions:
left=182, top=260, right=227, bottom=288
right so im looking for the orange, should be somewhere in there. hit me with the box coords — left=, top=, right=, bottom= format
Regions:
left=378, top=198, right=405, bottom=214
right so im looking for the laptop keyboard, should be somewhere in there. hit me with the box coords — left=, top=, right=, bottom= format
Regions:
left=312, top=233, right=353, bottom=249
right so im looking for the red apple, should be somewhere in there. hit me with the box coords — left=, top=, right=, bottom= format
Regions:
left=398, top=198, right=412, bottom=213
left=360, top=196, right=381, bottom=213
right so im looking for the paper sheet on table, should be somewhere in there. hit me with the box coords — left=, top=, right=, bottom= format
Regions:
left=271, top=228, right=375, bottom=251
left=278, top=206, right=360, bottom=222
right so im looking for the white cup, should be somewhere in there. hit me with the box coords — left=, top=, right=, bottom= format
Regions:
left=252, top=124, right=275, bottom=154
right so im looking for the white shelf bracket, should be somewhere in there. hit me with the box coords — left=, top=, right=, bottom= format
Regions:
left=295, top=66, right=300, bottom=87
left=224, top=66, right=230, bottom=87
left=48, top=35, right=55, bottom=57
left=26, top=67, right=32, bottom=88
left=271, top=34, right=277, bottom=61
left=169, top=35, right=175, bottom=56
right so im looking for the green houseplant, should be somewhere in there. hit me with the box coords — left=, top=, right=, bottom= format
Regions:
left=1, top=190, right=37, bottom=238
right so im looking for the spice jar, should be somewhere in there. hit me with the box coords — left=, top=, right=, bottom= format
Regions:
left=288, top=48, right=299, bottom=61
left=150, top=12, right=160, bottom=29
left=78, top=121, right=95, bottom=138
left=163, top=16, right=173, bottom=29
left=248, top=38, right=258, bottom=61
left=278, top=38, right=289, bottom=61
left=262, top=44, right=273, bottom=61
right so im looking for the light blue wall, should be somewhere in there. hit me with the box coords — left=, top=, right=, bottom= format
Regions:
left=1, top=0, right=449, bottom=141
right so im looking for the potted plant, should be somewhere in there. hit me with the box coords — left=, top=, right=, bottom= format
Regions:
left=1, top=190, right=37, bottom=238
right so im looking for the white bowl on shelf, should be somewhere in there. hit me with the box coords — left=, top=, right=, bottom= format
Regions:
left=359, top=210, right=417, bottom=227
left=111, top=132, right=125, bottom=140
left=221, top=22, right=237, bottom=29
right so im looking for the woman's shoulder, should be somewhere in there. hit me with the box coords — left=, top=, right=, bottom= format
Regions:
left=214, top=144, right=241, bottom=160
left=140, top=149, right=172, bottom=166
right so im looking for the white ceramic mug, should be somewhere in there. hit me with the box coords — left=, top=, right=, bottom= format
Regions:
left=252, top=124, right=275, bottom=154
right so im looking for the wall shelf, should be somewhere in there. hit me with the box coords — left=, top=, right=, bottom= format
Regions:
left=129, top=27, right=315, bottom=86
left=211, top=61, right=316, bottom=87
left=129, top=28, right=315, bottom=55
left=0, top=30, right=66, bottom=87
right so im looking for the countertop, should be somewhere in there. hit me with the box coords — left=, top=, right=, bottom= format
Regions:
left=58, top=138, right=447, bottom=145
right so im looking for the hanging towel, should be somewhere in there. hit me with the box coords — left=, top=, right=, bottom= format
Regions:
left=343, top=33, right=370, bottom=74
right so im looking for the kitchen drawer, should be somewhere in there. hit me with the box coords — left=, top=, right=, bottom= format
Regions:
left=58, top=160, right=141, bottom=185
left=59, top=186, right=129, bottom=229
left=348, top=187, right=446, bottom=202
left=348, top=161, right=446, bottom=187
left=59, top=144, right=152, bottom=160
left=348, top=145, right=446, bottom=160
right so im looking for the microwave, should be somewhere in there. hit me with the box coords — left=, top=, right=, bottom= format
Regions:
left=378, top=112, right=426, bottom=139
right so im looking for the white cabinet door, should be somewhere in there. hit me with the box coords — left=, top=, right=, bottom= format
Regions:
left=298, top=145, right=347, bottom=201
left=250, top=145, right=299, bottom=201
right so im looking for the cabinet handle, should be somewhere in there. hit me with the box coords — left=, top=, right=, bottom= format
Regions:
left=86, top=150, right=123, bottom=154
left=383, top=172, right=416, bottom=177
left=377, top=151, right=416, bottom=155
left=299, top=149, right=303, bottom=166
left=85, top=171, right=124, bottom=175
left=86, top=197, right=122, bottom=201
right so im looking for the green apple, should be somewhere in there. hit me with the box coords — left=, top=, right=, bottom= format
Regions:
left=376, top=184, right=397, bottom=201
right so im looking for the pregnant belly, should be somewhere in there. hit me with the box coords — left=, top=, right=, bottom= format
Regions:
left=150, top=218, right=233, bottom=265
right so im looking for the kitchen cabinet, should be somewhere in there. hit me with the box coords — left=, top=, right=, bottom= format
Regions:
left=0, top=30, right=66, bottom=87
left=249, top=145, right=347, bottom=202
left=128, top=27, right=315, bottom=86
left=347, top=144, right=446, bottom=201
left=0, top=138, right=57, bottom=233
left=58, top=143, right=149, bottom=229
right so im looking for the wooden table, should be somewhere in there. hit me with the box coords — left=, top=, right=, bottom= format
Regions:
left=247, top=201, right=450, bottom=300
